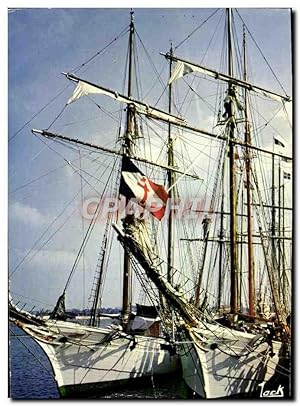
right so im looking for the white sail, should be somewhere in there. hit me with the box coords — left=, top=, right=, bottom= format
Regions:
left=167, top=59, right=291, bottom=103
left=66, top=78, right=186, bottom=125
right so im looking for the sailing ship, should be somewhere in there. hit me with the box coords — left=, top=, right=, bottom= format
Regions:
left=9, top=11, right=182, bottom=398
left=9, top=8, right=292, bottom=399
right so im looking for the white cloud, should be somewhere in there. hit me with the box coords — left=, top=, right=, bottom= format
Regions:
left=9, top=200, right=49, bottom=227
left=10, top=247, right=85, bottom=309
left=9, top=240, right=123, bottom=311
left=26, top=247, right=76, bottom=269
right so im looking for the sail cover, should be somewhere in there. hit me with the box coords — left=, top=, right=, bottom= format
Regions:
left=120, top=156, right=168, bottom=220
left=50, top=293, right=67, bottom=320
left=114, top=219, right=199, bottom=327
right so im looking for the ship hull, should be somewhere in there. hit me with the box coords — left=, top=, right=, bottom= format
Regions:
left=15, top=319, right=180, bottom=398
left=178, top=323, right=282, bottom=398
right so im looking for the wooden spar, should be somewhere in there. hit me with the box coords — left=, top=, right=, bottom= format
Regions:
left=62, top=76, right=185, bottom=126
left=31, top=126, right=292, bottom=173
left=167, top=45, right=174, bottom=284
left=179, top=125, right=292, bottom=160
left=271, top=154, right=276, bottom=270
left=31, top=129, right=202, bottom=180
left=63, top=74, right=292, bottom=161
left=249, top=202, right=292, bottom=211
left=63, top=80, right=292, bottom=161
left=239, top=185, right=244, bottom=311
left=243, top=26, right=255, bottom=317
left=181, top=233, right=292, bottom=241
left=218, top=166, right=225, bottom=311
left=161, top=54, right=291, bottom=103
left=122, top=10, right=135, bottom=325
left=181, top=238, right=289, bottom=245
left=282, top=181, right=287, bottom=307
left=278, top=158, right=282, bottom=299
left=227, top=8, right=238, bottom=314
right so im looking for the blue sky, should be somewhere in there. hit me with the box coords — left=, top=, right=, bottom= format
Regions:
left=7, top=7, right=293, bottom=310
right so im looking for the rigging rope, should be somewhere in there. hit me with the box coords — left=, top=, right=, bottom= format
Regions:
left=9, top=26, right=129, bottom=143
left=10, top=330, right=55, bottom=377
left=9, top=150, right=99, bottom=195
left=63, top=156, right=119, bottom=293
left=135, top=30, right=167, bottom=93
left=177, top=10, right=224, bottom=120
left=9, top=141, right=111, bottom=278
left=174, top=9, right=220, bottom=51
left=8, top=85, right=71, bottom=142
left=88, top=158, right=122, bottom=324
left=235, top=9, right=290, bottom=97
left=71, top=26, right=129, bottom=73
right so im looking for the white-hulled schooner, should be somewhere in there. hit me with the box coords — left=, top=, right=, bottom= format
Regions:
left=9, top=11, right=182, bottom=397
left=9, top=8, right=292, bottom=399
left=112, top=8, right=292, bottom=398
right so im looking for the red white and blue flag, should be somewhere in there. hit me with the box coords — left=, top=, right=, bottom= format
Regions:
left=119, top=156, right=168, bottom=220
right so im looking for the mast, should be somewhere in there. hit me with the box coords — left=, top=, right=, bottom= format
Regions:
left=278, top=158, right=282, bottom=285
left=167, top=44, right=175, bottom=283
left=271, top=154, right=276, bottom=269
left=122, top=10, right=135, bottom=325
left=282, top=179, right=286, bottom=303
left=239, top=186, right=244, bottom=310
left=243, top=26, right=255, bottom=317
left=218, top=168, right=225, bottom=310
left=227, top=8, right=238, bottom=314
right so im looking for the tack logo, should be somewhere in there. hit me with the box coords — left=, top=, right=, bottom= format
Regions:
left=258, top=382, right=284, bottom=398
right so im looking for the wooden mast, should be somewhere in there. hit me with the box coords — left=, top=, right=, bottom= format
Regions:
left=218, top=169, right=225, bottom=310
left=227, top=8, right=238, bottom=315
left=167, top=45, right=175, bottom=283
left=278, top=158, right=282, bottom=291
left=122, top=11, right=135, bottom=325
left=271, top=153, right=276, bottom=270
left=243, top=26, right=255, bottom=317
left=282, top=179, right=287, bottom=308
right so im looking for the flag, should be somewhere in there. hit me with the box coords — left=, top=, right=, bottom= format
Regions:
left=119, top=156, right=168, bottom=220
left=283, top=172, right=291, bottom=180
left=274, top=137, right=285, bottom=148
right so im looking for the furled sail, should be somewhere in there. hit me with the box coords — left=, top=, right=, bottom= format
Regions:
left=50, top=293, right=67, bottom=320
left=165, top=57, right=291, bottom=103
left=65, top=73, right=186, bottom=125
left=113, top=217, right=199, bottom=327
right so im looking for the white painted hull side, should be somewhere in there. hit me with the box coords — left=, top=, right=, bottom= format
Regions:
left=18, top=320, right=180, bottom=397
left=178, top=323, right=281, bottom=398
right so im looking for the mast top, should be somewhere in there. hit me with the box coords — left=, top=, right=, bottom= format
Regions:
left=130, top=10, right=134, bottom=23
